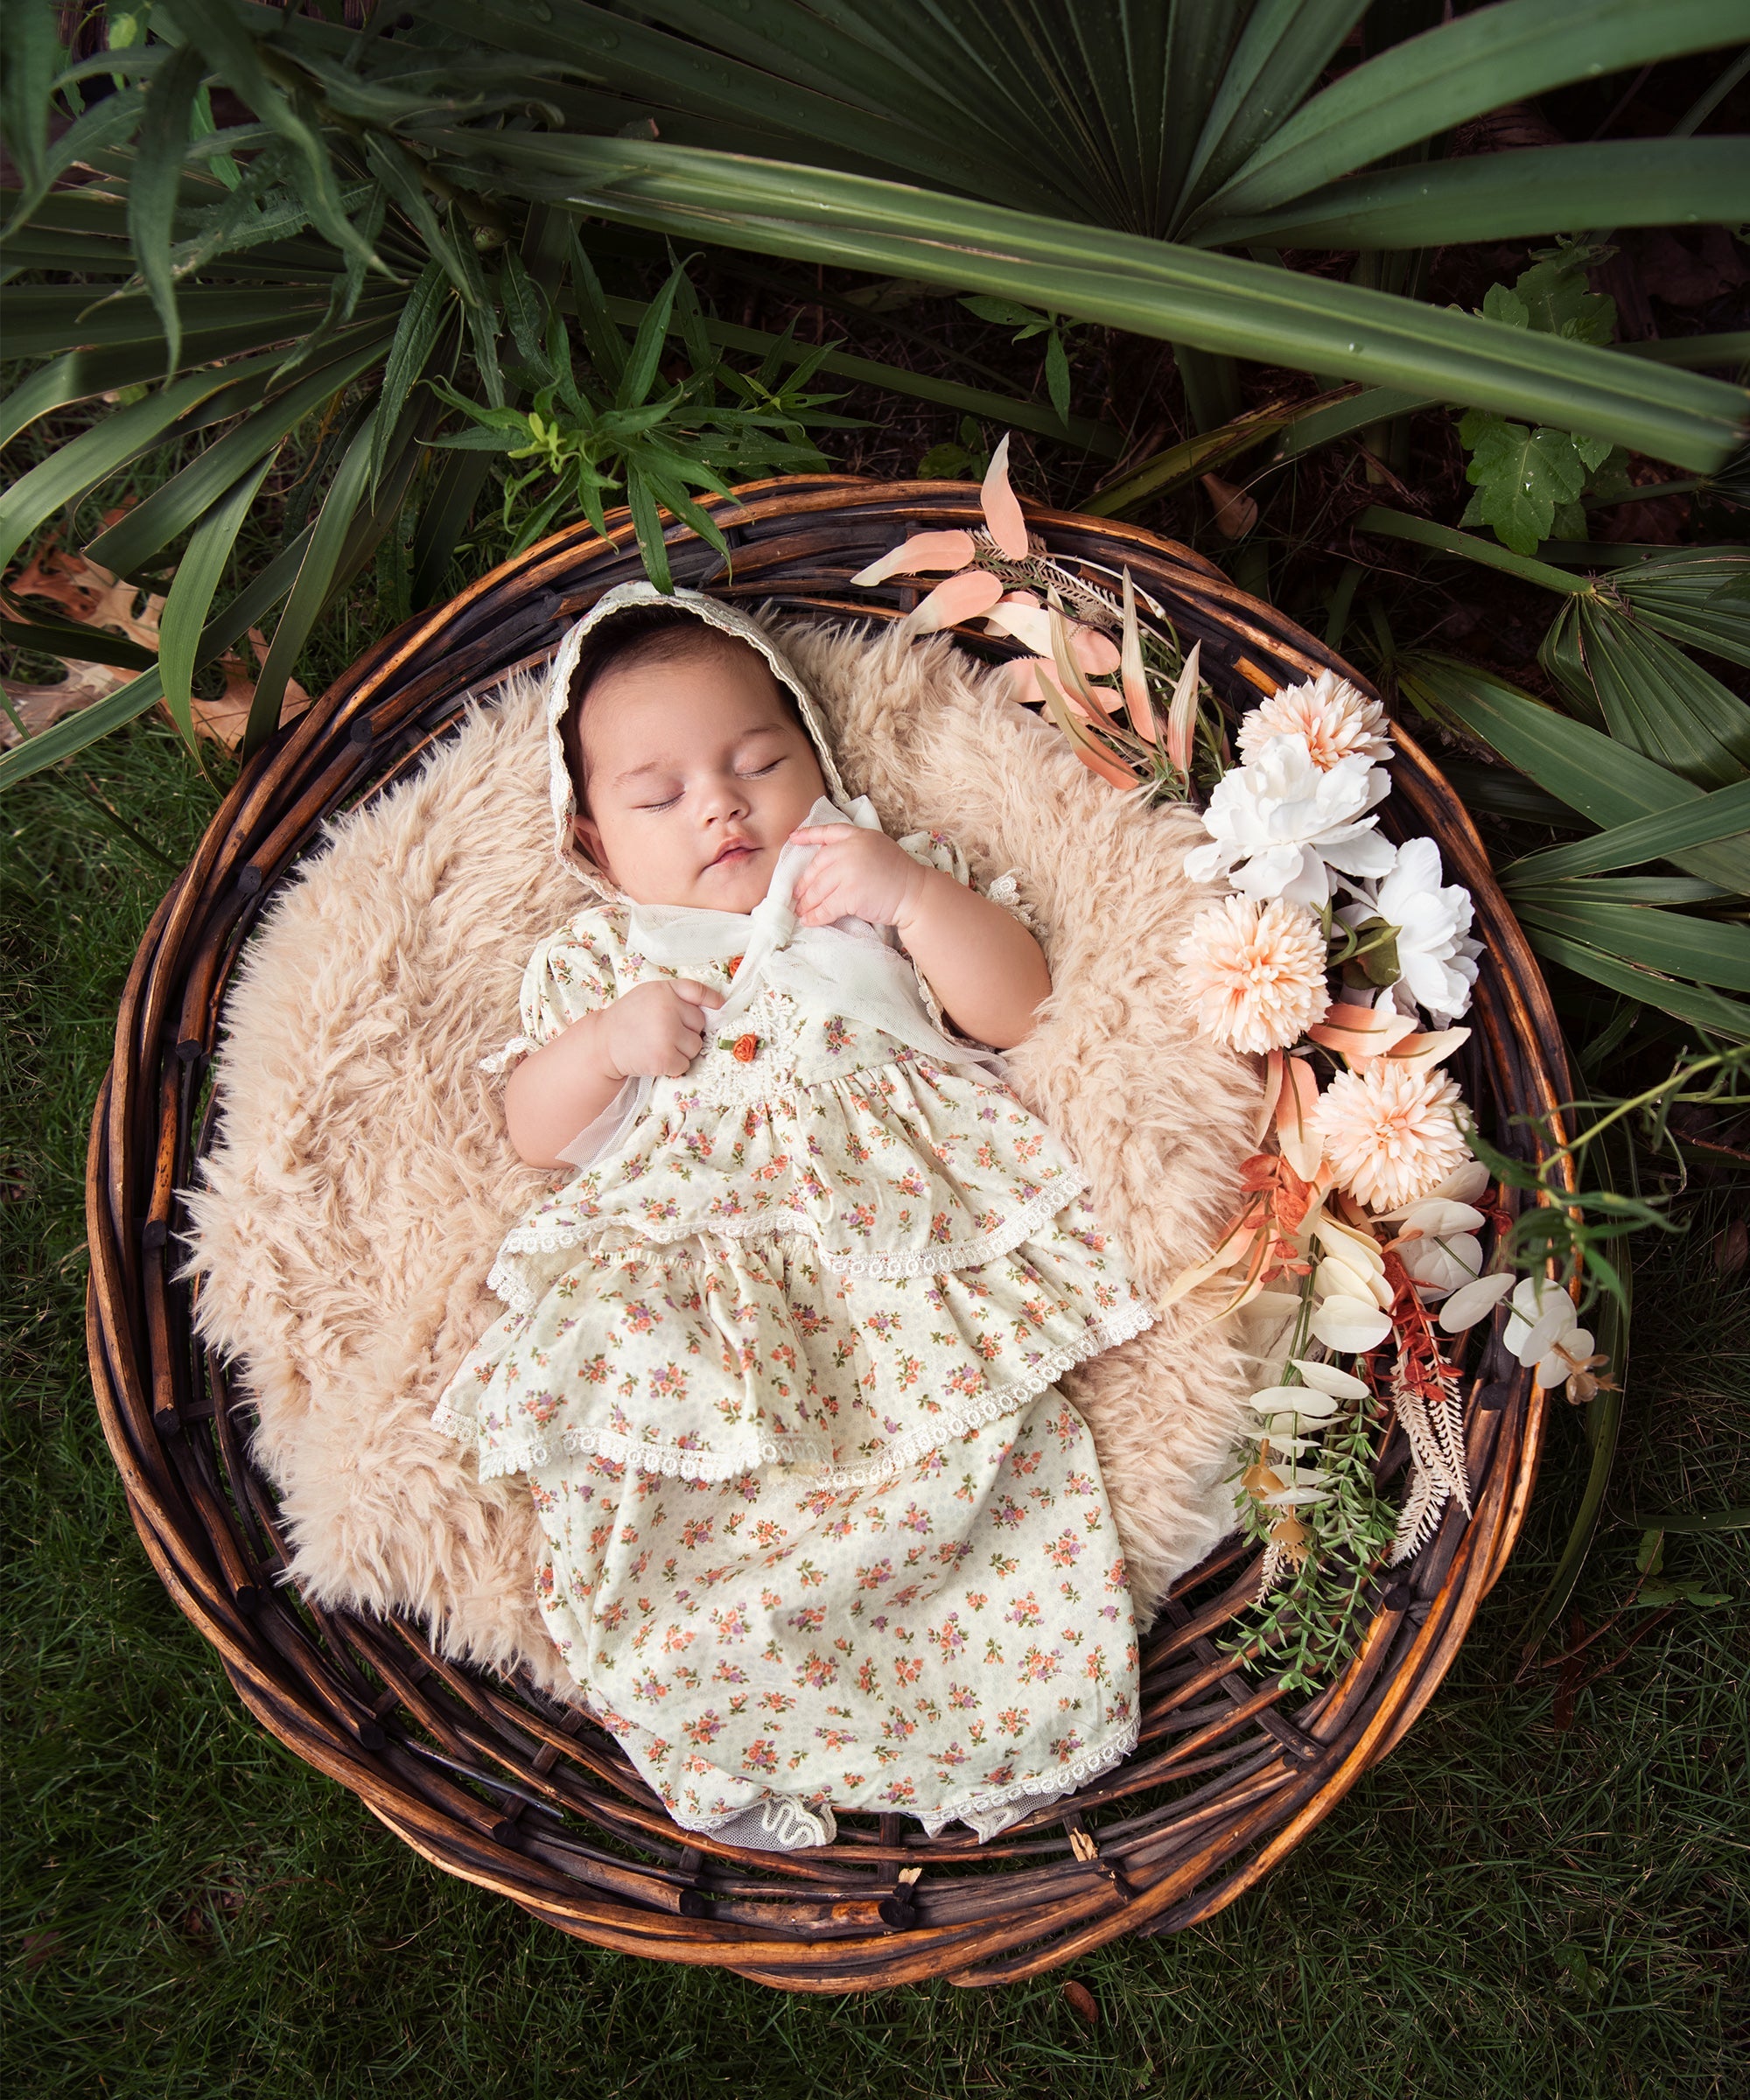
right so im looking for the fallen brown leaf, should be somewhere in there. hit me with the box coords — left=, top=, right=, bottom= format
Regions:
left=1, top=659, right=135, bottom=748
left=1200, top=472, right=1257, bottom=539
left=1061, top=1978, right=1100, bottom=2027
left=4, top=540, right=309, bottom=752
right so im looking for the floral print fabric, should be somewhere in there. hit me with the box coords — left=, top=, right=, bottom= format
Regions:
left=434, top=832, right=1153, bottom=1839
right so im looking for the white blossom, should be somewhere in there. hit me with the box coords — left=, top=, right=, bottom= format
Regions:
left=1185, top=732, right=1394, bottom=908
left=1502, top=1277, right=1604, bottom=1392
left=1341, top=836, right=1480, bottom=1024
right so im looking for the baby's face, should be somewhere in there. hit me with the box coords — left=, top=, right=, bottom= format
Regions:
left=572, top=644, right=829, bottom=911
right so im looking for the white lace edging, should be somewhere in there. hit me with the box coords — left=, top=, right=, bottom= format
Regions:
left=984, top=869, right=1044, bottom=938
left=808, top=1296, right=1155, bottom=1490
left=438, top=1296, right=1156, bottom=1488
left=489, top=1166, right=1089, bottom=1297
left=484, top=1423, right=833, bottom=1485
left=478, top=1035, right=538, bottom=1077
left=914, top=1712, right=1140, bottom=1837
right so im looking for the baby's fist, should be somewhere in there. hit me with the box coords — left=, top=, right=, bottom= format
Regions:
left=789, top=825, right=928, bottom=931
left=599, top=977, right=724, bottom=1079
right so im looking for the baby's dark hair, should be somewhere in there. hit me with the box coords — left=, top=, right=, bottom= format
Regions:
left=561, top=606, right=804, bottom=813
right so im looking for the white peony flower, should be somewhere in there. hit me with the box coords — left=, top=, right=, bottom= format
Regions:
left=1236, top=669, right=1393, bottom=773
left=1341, top=836, right=1480, bottom=1024
left=1185, top=732, right=1395, bottom=908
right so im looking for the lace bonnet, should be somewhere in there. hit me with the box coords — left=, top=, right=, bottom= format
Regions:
left=544, top=582, right=855, bottom=900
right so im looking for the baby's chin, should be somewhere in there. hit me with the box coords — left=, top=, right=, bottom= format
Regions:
left=630, top=847, right=774, bottom=913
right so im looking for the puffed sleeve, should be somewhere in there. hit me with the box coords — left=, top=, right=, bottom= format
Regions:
left=479, top=908, right=622, bottom=1074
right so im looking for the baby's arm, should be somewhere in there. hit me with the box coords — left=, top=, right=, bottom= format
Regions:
left=789, top=825, right=1050, bottom=1050
left=506, top=978, right=724, bottom=1167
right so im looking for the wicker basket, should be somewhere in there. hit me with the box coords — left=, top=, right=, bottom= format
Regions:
left=85, top=476, right=1569, bottom=1992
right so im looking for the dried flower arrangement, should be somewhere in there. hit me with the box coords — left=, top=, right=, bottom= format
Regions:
left=855, top=439, right=1603, bottom=1692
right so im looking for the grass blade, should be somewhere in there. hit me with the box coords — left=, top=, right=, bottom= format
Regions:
left=83, top=328, right=393, bottom=578
left=0, top=364, right=260, bottom=581
left=372, top=262, right=450, bottom=493
left=1358, top=506, right=1584, bottom=593
left=129, top=38, right=205, bottom=378
left=157, top=450, right=278, bottom=750
left=1513, top=893, right=1750, bottom=993
left=1515, top=1245, right=1629, bottom=1663
left=1520, top=925, right=1750, bottom=1040
left=244, top=412, right=376, bottom=752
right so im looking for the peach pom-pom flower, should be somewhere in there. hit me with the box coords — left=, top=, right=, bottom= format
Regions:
left=1237, top=669, right=1392, bottom=774
left=1177, top=895, right=1331, bottom=1054
left=1312, top=1060, right=1470, bottom=1212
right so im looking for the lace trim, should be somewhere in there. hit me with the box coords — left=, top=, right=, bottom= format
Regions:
left=479, top=1424, right=833, bottom=1486
left=664, top=1793, right=838, bottom=1844
left=808, top=1295, right=1154, bottom=1491
left=914, top=1712, right=1140, bottom=1837
left=444, top=1295, right=1156, bottom=1488
left=492, top=1166, right=1089, bottom=1290
left=479, top=1034, right=536, bottom=1076
left=984, top=869, right=1044, bottom=938
left=485, top=1258, right=537, bottom=1316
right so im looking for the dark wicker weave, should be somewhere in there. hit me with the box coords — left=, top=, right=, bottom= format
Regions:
left=86, top=477, right=1569, bottom=1991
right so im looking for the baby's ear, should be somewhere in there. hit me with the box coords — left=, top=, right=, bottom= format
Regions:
left=572, top=811, right=607, bottom=869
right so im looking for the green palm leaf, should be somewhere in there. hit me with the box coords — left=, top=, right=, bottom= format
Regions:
left=439, top=132, right=1747, bottom=470
left=1396, top=655, right=1750, bottom=892
left=1199, top=139, right=1750, bottom=250
left=1194, top=0, right=1746, bottom=222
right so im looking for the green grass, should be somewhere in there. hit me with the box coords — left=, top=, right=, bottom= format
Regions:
left=4, top=722, right=1746, bottom=2099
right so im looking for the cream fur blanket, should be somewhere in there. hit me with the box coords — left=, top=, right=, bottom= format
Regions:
left=186, top=618, right=1262, bottom=1698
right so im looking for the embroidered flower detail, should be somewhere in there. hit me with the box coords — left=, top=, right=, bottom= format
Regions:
left=718, top=1032, right=760, bottom=1061
left=726, top=953, right=745, bottom=976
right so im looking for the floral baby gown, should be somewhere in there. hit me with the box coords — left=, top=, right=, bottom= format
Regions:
left=432, top=584, right=1156, bottom=1846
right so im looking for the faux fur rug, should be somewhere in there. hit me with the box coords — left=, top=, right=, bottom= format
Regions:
left=185, top=616, right=1263, bottom=1698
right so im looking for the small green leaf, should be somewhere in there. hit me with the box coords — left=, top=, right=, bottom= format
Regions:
left=158, top=450, right=278, bottom=750
left=1636, top=1505, right=1750, bottom=1535
left=961, top=294, right=1050, bottom=327
left=373, top=261, right=451, bottom=494
left=1044, top=328, right=1071, bottom=424
left=1513, top=250, right=1615, bottom=345
left=1460, top=412, right=1591, bottom=554
left=1481, top=283, right=1529, bottom=329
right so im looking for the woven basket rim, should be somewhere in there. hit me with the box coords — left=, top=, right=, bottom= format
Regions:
left=84, top=474, right=1568, bottom=1992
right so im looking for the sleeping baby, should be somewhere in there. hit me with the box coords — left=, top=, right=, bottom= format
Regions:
left=432, top=582, right=1157, bottom=1852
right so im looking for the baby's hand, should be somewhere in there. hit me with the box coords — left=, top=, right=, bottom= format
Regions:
left=598, top=978, right=725, bottom=1079
left=789, top=824, right=930, bottom=931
